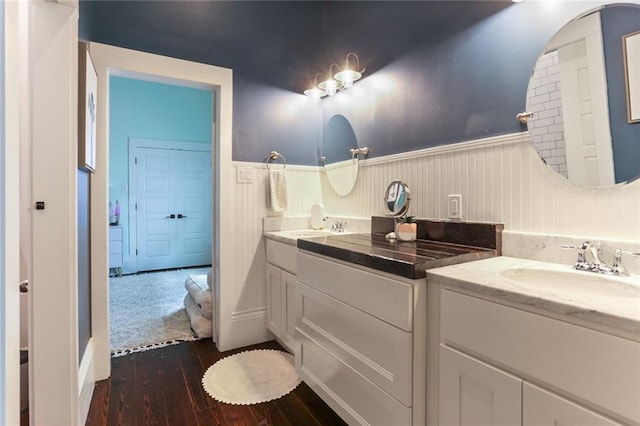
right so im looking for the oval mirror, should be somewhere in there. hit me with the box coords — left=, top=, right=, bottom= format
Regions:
left=384, top=180, right=411, bottom=217
left=525, top=3, right=640, bottom=188
left=323, top=114, right=359, bottom=196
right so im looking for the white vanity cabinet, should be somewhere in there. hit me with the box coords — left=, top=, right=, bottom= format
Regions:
left=265, top=238, right=298, bottom=353
left=296, top=251, right=426, bottom=426
left=439, top=344, right=522, bottom=425
left=523, top=382, right=622, bottom=426
left=436, top=288, right=636, bottom=426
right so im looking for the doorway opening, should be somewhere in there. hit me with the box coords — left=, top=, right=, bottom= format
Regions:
left=107, top=75, right=214, bottom=354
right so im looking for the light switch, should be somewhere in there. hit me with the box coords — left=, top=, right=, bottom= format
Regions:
left=448, top=194, right=462, bottom=219
left=236, top=167, right=253, bottom=184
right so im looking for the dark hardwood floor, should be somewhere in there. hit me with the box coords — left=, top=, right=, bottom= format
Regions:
left=86, top=339, right=347, bottom=426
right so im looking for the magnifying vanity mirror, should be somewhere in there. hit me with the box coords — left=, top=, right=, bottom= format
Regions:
left=384, top=180, right=411, bottom=217
left=525, top=3, right=640, bottom=188
left=323, top=114, right=360, bottom=196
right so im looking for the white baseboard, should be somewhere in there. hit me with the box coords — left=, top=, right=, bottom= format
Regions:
left=78, top=338, right=96, bottom=425
left=219, top=308, right=270, bottom=351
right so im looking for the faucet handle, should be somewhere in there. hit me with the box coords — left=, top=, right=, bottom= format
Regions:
left=561, top=243, right=590, bottom=270
left=611, top=250, right=640, bottom=277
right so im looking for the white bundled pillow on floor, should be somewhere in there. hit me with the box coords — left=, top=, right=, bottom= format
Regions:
left=184, top=274, right=213, bottom=319
left=184, top=294, right=213, bottom=338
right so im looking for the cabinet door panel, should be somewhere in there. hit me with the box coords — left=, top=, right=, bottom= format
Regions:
left=282, top=270, right=297, bottom=352
left=523, top=382, right=623, bottom=426
left=266, top=264, right=283, bottom=337
left=439, top=345, right=522, bottom=426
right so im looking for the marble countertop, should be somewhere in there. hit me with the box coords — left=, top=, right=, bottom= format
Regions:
left=427, top=256, right=640, bottom=337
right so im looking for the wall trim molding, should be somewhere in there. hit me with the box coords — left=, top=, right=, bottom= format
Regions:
left=227, top=307, right=271, bottom=349
left=231, top=307, right=267, bottom=321
left=232, top=132, right=529, bottom=170
left=232, top=161, right=320, bottom=172
left=77, top=338, right=95, bottom=426
left=360, top=132, right=529, bottom=167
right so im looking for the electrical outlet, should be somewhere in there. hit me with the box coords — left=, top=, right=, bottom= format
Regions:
left=448, top=194, right=462, bottom=219
left=236, top=167, right=253, bottom=184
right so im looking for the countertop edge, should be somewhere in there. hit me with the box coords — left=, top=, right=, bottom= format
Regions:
left=427, top=256, right=640, bottom=339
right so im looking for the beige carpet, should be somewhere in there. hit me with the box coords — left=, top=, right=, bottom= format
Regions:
left=110, top=266, right=210, bottom=356
left=202, top=349, right=301, bottom=405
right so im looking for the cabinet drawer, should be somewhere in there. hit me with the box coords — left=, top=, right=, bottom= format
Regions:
left=109, top=253, right=123, bottom=269
left=298, top=252, right=413, bottom=331
left=109, top=226, right=123, bottom=241
left=441, top=289, right=640, bottom=424
left=297, top=330, right=412, bottom=426
left=298, top=282, right=413, bottom=405
left=266, top=239, right=297, bottom=274
left=109, top=242, right=123, bottom=255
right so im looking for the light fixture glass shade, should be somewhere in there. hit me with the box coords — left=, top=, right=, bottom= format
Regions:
left=304, top=87, right=326, bottom=101
left=318, top=78, right=338, bottom=96
left=334, top=69, right=362, bottom=89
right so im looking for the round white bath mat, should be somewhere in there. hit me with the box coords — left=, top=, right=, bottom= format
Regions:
left=202, top=349, right=301, bottom=405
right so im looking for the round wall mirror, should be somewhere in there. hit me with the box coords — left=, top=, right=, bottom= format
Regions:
left=525, top=3, right=640, bottom=188
left=384, top=180, right=411, bottom=217
left=323, top=114, right=359, bottom=196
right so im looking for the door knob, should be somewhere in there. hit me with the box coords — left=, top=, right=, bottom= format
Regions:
left=165, top=214, right=176, bottom=219
left=178, top=214, right=187, bottom=219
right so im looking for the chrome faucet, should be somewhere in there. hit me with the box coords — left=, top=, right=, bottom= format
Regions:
left=562, top=241, right=639, bottom=276
left=323, top=217, right=345, bottom=232
left=611, top=250, right=640, bottom=277
left=561, top=241, right=591, bottom=271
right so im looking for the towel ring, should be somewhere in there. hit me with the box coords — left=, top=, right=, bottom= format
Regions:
left=266, top=151, right=287, bottom=170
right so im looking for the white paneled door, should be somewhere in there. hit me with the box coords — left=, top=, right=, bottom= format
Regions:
left=554, top=11, right=614, bottom=187
left=135, top=145, right=212, bottom=272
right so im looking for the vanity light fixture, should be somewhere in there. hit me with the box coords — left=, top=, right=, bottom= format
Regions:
left=304, top=73, right=327, bottom=102
left=304, top=53, right=365, bottom=100
left=334, top=52, right=364, bottom=89
left=318, top=64, right=341, bottom=97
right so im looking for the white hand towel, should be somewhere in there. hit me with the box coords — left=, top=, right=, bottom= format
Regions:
left=268, top=169, right=288, bottom=214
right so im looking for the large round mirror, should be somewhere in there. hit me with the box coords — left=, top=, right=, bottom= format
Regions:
left=384, top=180, right=411, bottom=217
left=526, top=3, right=640, bottom=188
left=323, top=114, right=359, bottom=196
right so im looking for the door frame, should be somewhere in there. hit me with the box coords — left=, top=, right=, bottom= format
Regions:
left=547, top=10, right=614, bottom=187
left=2, top=1, right=21, bottom=424
left=127, top=138, right=212, bottom=274
left=90, top=43, right=233, bottom=380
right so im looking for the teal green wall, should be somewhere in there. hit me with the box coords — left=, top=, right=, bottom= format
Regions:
left=109, top=76, right=213, bottom=258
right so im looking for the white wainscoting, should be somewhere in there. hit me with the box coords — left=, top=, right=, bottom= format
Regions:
left=231, top=133, right=640, bottom=349
left=320, top=133, right=640, bottom=241
left=227, top=163, right=323, bottom=348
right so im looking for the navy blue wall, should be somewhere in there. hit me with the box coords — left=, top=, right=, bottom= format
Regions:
left=232, top=76, right=322, bottom=164
left=77, top=170, right=91, bottom=361
left=78, top=23, right=92, bottom=359
left=81, top=1, right=623, bottom=168
left=602, top=5, right=640, bottom=183
left=322, top=2, right=616, bottom=162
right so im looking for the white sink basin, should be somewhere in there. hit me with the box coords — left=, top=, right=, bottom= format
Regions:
left=500, top=268, right=640, bottom=300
